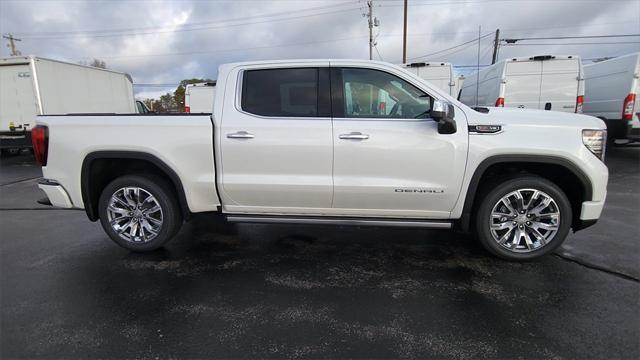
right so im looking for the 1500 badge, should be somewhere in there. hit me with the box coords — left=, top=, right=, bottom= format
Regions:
left=395, top=189, right=444, bottom=193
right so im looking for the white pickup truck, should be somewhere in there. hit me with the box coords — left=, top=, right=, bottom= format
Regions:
left=33, top=60, right=609, bottom=260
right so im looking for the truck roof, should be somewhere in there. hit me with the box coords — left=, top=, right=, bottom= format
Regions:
left=0, top=55, right=133, bottom=82
left=583, top=52, right=639, bottom=70
left=186, top=81, right=216, bottom=88
left=402, top=62, right=452, bottom=68
left=218, top=59, right=402, bottom=72
left=502, top=55, right=581, bottom=63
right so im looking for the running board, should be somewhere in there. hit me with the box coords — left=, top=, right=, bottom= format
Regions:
left=225, top=215, right=452, bottom=229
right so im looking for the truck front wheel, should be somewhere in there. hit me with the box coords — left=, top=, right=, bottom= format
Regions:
left=475, top=175, right=572, bottom=260
left=98, top=175, right=182, bottom=251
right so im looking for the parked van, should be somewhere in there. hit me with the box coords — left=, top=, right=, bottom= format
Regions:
left=185, top=82, right=216, bottom=113
left=583, top=52, right=639, bottom=141
left=401, top=62, right=458, bottom=97
left=0, top=56, right=135, bottom=149
left=459, top=55, right=584, bottom=113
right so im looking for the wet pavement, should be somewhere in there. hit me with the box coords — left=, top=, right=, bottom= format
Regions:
left=1, top=148, right=639, bottom=359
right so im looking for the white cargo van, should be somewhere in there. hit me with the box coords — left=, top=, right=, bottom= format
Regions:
left=583, top=52, right=640, bottom=141
left=0, top=56, right=135, bottom=149
left=459, top=55, right=584, bottom=113
left=401, top=62, right=458, bottom=97
left=185, top=82, right=216, bottom=113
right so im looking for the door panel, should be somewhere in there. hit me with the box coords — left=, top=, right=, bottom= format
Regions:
left=331, top=67, right=468, bottom=218
left=333, top=119, right=467, bottom=217
left=219, top=65, right=334, bottom=213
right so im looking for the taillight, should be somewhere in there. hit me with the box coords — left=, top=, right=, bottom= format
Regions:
left=623, top=93, right=636, bottom=120
left=31, top=125, right=48, bottom=166
left=185, top=105, right=191, bottom=113
left=495, top=97, right=505, bottom=107
left=576, top=95, right=584, bottom=113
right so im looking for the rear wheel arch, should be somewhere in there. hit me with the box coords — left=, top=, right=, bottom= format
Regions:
left=458, top=155, right=593, bottom=232
left=81, top=151, right=191, bottom=222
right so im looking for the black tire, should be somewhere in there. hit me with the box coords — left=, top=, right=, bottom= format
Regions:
left=98, top=175, right=182, bottom=251
left=475, top=175, right=572, bottom=261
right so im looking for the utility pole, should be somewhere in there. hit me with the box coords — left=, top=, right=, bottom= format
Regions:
left=367, top=1, right=374, bottom=60
left=491, top=28, right=500, bottom=64
left=402, top=0, right=408, bottom=63
left=3, top=33, right=22, bottom=56
left=363, top=1, right=379, bottom=60
left=475, top=25, right=481, bottom=107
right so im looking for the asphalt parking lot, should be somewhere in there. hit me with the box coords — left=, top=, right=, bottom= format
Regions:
left=1, top=147, right=639, bottom=359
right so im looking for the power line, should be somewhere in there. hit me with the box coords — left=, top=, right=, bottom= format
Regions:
left=133, top=84, right=179, bottom=87
left=93, top=35, right=368, bottom=59
left=15, top=4, right=361, bottom=39
left=374, top=44, right=385, bottom=61
left=408, top=32, right=493, bottom=61
left=502, top=20, right=639, bottom=33
left=502, top=34, right=640, bottom=43
left=17, top=2, right=358, bottom=37
left=503, top=41, right=640, bottom=46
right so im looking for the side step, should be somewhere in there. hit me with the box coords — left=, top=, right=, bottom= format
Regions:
left=225, top=215, right=452, bottom=229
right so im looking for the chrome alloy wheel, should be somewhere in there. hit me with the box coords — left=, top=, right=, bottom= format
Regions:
left=106, top=187, right=163, bottom=243
left=489, top=188, right=560, bottom=253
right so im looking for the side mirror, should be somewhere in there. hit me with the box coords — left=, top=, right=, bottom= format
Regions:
left=430, top=100, right=457, bottom=134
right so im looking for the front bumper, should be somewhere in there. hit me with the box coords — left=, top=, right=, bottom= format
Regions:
left=38, top=179, right=74, bottom=208
left=573, top=199, right=606, bottom=231
left=580, top=200, right=605, bottom=221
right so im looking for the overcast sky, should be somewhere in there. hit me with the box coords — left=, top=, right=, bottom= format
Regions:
left=1, top=0, right=639, bottom=99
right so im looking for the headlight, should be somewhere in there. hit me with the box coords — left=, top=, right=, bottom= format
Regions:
left=582, top=129, right=607, bottom=161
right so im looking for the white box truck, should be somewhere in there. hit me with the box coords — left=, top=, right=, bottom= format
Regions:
left=401, top=62, right=458, bottom=97
left=583, top=52, right=640, bottom=142
left=184, top=82, right=216, bottom=113
left=459, top=55, right=584, bottom=113
left=0, top=56, right=136, bottom=150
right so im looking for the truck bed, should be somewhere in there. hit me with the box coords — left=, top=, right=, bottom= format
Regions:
left=37, top=114, right=220, bottom=213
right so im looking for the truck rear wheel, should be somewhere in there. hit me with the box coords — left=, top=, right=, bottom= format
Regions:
left=475, top=175, right=572, bottom=260
left=98, top=175, right=182, bottom=251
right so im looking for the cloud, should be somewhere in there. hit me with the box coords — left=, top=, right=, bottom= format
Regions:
left=1, top=0, right=638, bottom=96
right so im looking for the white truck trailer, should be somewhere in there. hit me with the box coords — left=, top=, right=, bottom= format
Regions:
left=400, top=62, right=459, bottom=97
left=459, top=55, right=584, bottom=113
left=583, top=52, right=640, bottom=142
left=184, top=82, right=216, bottom=113
left=0, top=56, right=136, bottom=150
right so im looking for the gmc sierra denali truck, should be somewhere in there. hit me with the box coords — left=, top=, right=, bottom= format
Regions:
left=33, top=60, right=609, bottom=260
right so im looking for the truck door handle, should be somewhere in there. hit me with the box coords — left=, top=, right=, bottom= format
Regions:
left=227, top=131, right=254, bottom=139
left=339, top=132, right=369, bottom=140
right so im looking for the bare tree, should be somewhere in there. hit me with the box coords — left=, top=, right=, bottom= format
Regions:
left=79, top=58, right=108, bottom=69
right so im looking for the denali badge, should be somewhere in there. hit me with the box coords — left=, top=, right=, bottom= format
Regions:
left=395, top=189, right=444, bottom=193
left=468, top=125, right=502, bottom=134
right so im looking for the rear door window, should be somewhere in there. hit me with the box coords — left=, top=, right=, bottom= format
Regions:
left=241, top=68, right=322, bottom=117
